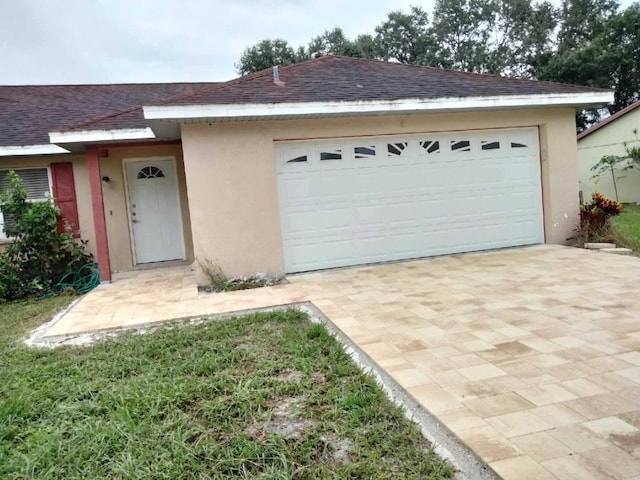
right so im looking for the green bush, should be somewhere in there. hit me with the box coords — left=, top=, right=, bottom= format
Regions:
left=0, top=172, right=93, bottom=301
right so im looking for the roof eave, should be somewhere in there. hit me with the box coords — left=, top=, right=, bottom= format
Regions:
left=577, top=100, right=640, bottom=140
left=143, top=92, right=615, bottom=123
left=0, top=144, right=72, bottom=157
left=47, top=128, right=158, bottom=153
left=49, top=127, right=156, bottom=145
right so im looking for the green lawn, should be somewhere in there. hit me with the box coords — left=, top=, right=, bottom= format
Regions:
left=612, top=203, right=640, bottom=253
left=0, top=298, right=453, bottom=479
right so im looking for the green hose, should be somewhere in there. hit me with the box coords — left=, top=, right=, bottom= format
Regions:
left=55, top=262, right=100, bottom=295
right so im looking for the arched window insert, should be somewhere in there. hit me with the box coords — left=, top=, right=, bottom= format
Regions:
left=137, top=166, right=165, bottom=179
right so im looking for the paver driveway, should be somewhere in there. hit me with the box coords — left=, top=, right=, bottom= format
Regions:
left=43, top=245, right=640, bottom=479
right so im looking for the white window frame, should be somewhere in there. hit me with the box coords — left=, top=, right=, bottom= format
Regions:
left=0, top=166, right=53, bottom=241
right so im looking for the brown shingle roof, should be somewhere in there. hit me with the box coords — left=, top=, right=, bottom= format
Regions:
left=0, top=55, right=610, bottom=148
left=161, top=55, right=610, bottom=107
left=0, top=83, right=217, bottom=147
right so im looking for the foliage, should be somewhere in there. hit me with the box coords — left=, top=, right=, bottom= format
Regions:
left=538, top=1, right=639, bottom=130
left=556, top=0, right=619, bottom=53
left=234, top=0, right=639, bottom=132
left=0, top=305, right=454, bottom=479
left=198, top=258, right=282, bottom=292
left=590, top=155, right=627, bottom=201
left=591, top=130, right=640, bottom=197
left=431, top=0, right=494, bottom=72
left=374, top=6, right=438, bottom=65
left=0, top=172, right=93, bottom=301
left=308, top=27, right=376, bottom=58
left=577, top=192, right=624, bottom=242
left=235, top=39, right=305, bottom=76
left=623, top=128, right=640, bottom=172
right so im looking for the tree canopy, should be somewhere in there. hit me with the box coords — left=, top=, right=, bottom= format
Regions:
left=235, top=0, right=640, bottom=130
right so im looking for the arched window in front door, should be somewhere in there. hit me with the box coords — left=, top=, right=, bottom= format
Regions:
left=137, top=165, right=165, bottom=179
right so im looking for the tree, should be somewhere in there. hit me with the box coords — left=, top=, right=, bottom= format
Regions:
left=599, top=4, right=640, bottom=111
left=485, top=0, right=558, bottom=77
left=556, top=0, right=619, bottom=53
left=353, top=34, right=380, bottom=59
left=431, top=0, right=495, bottom=72
left=308, top=28, right=361, bottom=57
left=233, top=0, right=637, bottom=131
left=624, top=129, right=640, bottom=172
left=521, top=1, right=558, bottom=77
left=374, top=6, right=439, bottom=65
left=590, top=155, right=627, bottom=201
left=236, top=39, right=305, bottom=76
left=539, top=2, right=639, bottom=129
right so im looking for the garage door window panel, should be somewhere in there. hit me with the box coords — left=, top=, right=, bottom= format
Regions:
left=354, top=146, right=376, bottom=159
left=451, top=140, right=472, bottom=153
left=286, top=155, right=308, bottom=164
left=387, top=142, right=409, bottom=157
left=481, top=141, right=501, bottom=151
left=320, top=148, right=342, bottom=161
left=420, top=140, right=440, bottom=155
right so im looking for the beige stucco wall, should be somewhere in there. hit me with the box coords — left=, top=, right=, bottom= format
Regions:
left=181, top=108, right=579, bottom=281
left=578, top=108, right=640, bottom=203
left=99, top=144, right=194, bottom=273
left=0, top=154, right=96, bottom=257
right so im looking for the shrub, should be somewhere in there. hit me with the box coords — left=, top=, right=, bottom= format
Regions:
left=576, top=192, right=624, bottom=243
left=0, top=172, right=93, bottom=301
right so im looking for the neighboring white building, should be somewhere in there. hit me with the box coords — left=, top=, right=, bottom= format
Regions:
left=578, top=101, right=640, bottom=203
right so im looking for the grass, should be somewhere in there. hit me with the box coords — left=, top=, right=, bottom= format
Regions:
left=612, top=203, right=640, bottom=253
left=0, top=297, right=454, bottom=479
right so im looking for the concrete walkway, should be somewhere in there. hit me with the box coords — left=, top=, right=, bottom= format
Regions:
left=42, top=245, right=640, bottom=479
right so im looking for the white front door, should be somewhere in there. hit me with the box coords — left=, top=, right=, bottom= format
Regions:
left=276, top=127, right=544, bottom=273
left=125, top=158, right=185, bottom=264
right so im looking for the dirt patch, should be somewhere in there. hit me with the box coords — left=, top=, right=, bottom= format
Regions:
left=277, top=371, right=303, bottom=384
left=322, top=434, right=355, bottom=463
left=311, top=372, right=327, bottom=384
left=246, top=396, right=315, bottom=440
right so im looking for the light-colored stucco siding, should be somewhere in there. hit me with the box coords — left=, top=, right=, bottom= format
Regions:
left=0, top=145, right=194, bottom=274
left=0, top=154, right=96, bottom=257
left=99, top=144, right=194, bottom=273
left=181, top=108, right=579, bottom=281
left=578, top=108, right=640, bottom=203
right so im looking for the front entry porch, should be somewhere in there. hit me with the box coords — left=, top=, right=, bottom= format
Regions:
left=85, top=142, right=194, bottom=282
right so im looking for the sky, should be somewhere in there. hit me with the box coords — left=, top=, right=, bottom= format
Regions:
left=0, top=0, right=636, bottom=85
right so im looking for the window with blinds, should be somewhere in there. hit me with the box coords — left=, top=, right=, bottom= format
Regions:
left=0, top=168, right=50, bottom=200
left=0, top=168, right=51, bottom=239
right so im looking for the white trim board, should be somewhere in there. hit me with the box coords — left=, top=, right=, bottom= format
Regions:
left=0, top=144, right=71, bottom=157
left=143, top=92, right=614, bottom=122
left=49, top=128, right=155, bottom=145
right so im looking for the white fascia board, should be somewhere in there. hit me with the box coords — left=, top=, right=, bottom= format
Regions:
left=49, top=127, right=155, bottom=144
left=143, top=92, right=615, bottom=121
left=0, top=144, right=71, bottom=157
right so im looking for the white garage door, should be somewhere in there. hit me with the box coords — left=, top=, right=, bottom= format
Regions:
left=276, top=127, right=543, bottom=273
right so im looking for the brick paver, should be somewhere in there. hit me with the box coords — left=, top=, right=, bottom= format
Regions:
left=43, top=245, right=640, bottom=479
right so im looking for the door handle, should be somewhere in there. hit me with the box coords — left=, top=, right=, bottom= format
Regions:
left=132, top=219, right=140, bottom=223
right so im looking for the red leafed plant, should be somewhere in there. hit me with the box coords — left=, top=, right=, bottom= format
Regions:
left=577, top=192, right=624, bottom=242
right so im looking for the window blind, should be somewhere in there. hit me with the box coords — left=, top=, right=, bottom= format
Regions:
left=0, top=168, right=50, bottom=200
